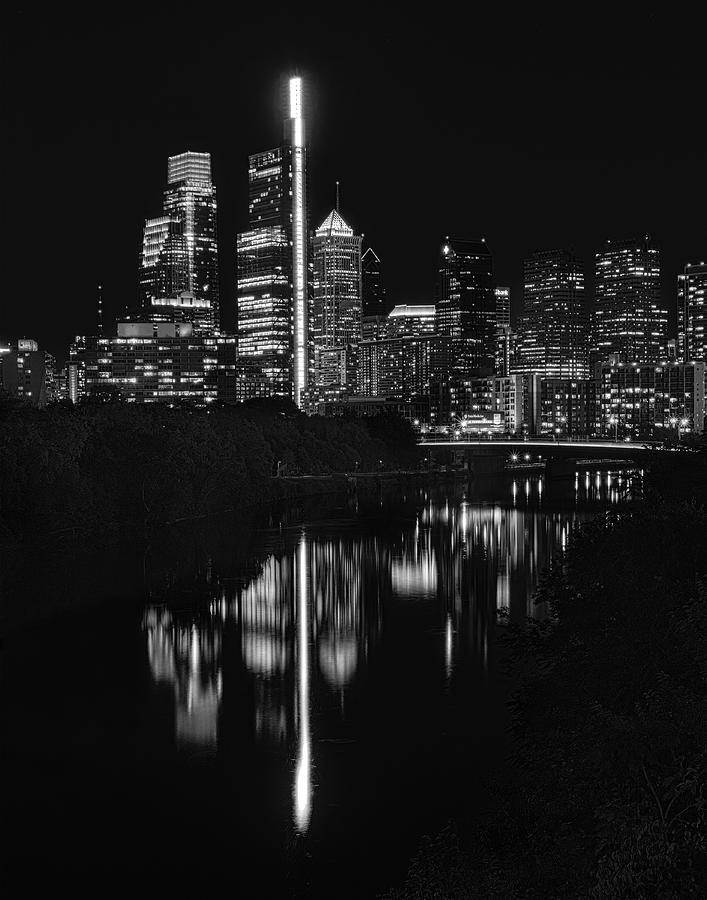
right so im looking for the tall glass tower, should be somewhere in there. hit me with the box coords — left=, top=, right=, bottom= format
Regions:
left=237, top=77, right=310, bottom=405
left=312, top=209, right=362, bottom=347
left=678, top=261, right=706, bottom=363
left=436, top=238, right=495, bottom=368
left=593, top=235, right=666, bottom=363
left=362, top=247, right=386, bottom=316
left=516, top=249, right=588, bottom=378
left=138, top=215, right=188, bottom=307
left=163, top=152, right=220, bottom=333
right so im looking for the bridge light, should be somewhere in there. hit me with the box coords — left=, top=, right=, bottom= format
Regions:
left=511, top=453, right=518, bottom=462
left=524, top=453, right=530, bottom=461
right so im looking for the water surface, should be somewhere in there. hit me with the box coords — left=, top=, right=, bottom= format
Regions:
left=3, top=470, right=639, bottom=896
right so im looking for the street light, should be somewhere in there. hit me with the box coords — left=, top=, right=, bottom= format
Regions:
left=672, top=417, right=689, bottom=441
left=608, top=415, right=618, bottom=441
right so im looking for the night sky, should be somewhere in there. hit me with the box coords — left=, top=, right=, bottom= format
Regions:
left=4, top=7, right=705, bottom=361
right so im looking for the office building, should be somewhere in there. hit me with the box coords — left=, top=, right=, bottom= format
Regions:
left=237, top=77, right=310, bottom=406
left=494, top=287, right=511, bottom=328
left=310, top=345, right=359, bottom=406
left=135, top=153, right=220, bottom=334
left=450, top=374, right=539, bottom=435
left=361, top=247, right=387, bottom=316
left=515, top=249, right=588, bottom=378
left=0, top=339, right=55, bottom=406
left=678, top=261, right=706, bottom=366
left=163, top=152, right=220, bottom=331
left=311, top=209, right=362, bottom=348
left=536, top=378, right=595, bottom=437
left=594, top=358, right=704, bottom=437
left=593, top=235, right=666, bottom=364
left=137, top=216, right=188, bottom=307
left=495, top=326, right=516, bottom=377
left=361, top=314, right=387, bottom=342
left=72, top=323, right=271, bottom=406
left=385, top=304, right=436, bottom=337
left=436, top=237, right=495, bottom=368
left=74, top=323, right=216, bottom=404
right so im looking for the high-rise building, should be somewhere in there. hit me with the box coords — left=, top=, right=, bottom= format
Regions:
left=163, top=152, right=220, bottom=332
left=436, top=238, right=495, bottom=369
left=678, top=261, right=706, bottom=364
left=0, top=339, right=55, bottom=406
left=494, top=287, right=511, bottom=328
left=593, top=235, right=666, bottom=364
left=135, top=154, right=219, bottom=334
left=385, top=304, right=436, bottom=337
left=493, top=287, right=512, bottom=376
left=137, top=215, right=188, bottom=308
left=311, top=209, right=362, bottom=347
left=515, top=249, right=589, bottom=378
left=237, top=77, right=310, bottom=405
left=362, top=247, right=386, bottom=316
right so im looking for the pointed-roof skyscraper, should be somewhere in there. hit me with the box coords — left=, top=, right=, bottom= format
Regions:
left=312, top=208, right=363, bottom=348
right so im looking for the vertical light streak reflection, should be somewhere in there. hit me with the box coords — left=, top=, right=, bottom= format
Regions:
left=445, top=614, right=453, bottom=681
left=294, top=533, right=312, bottom=834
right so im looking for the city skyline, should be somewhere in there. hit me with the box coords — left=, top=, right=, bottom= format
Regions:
left=4, top=9, right=705, bottom=360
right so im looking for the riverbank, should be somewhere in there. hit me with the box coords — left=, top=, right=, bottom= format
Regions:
left=383, top=458, right=707, bottom=898
left=0, top=399, right=419, bottom=541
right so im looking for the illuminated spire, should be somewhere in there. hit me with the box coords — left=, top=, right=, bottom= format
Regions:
left=315, top=209, right=354, bottom=238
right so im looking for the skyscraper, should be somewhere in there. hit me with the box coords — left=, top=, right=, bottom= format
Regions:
left=138, top=215, right=188, bottom=306
left=436, top=238, right=495, bottom=368
left=237, top=77, right=310, bottom=405
left=134, top=153, right=219, bottom=335
left=362, top=247, right=386, bottom=316
left=493, top=286, right=512, bottom=376
left=494, top=287, right=511, bottom=329
left=312, top=209, right=362, bottom=347
left=163, top=152, right=220, bottom=332
left=593, top=235, right=666, bottom=364
left=515, top=249, right=588, bottom=378
left=678, top=261, right=706, bottom=364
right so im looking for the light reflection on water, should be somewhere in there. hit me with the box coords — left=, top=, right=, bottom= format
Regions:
left=142, top=469, right=640, bottom=847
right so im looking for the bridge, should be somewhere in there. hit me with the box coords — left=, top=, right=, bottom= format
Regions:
left=418, top=437, right=665, bottom=477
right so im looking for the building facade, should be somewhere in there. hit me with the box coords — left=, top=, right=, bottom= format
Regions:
left=71, top=323, right=272, bottom=406
left=361, top=247, right=386, bottom=316
left=385, top=304, right=436, bottom=337
left=594, top=358, right=705, bottom=437
left=678, top=261, right=706, bottom=366
left=237, top=77, right=310, bottom=405
left=163, top=152, right=220, bottom=332
left=515, top=249, right=588, bottom=378
left=593, top=235, right=666, bottom=364
left=311, top=209, right=362, bottom=348
left=436, top=238, right=495, bottom=369
left=0, top=339, right=55, bottom=406
left=137, top=215, right=188, bottom=309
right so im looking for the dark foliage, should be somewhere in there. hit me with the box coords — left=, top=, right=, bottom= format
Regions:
left=0, top=401, right=418, bottom=539
left=385, top=496, right=707, bottom=898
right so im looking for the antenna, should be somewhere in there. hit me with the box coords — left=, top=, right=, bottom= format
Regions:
left=336, top=181, right=340, bottom=213
left=97, top=284, right=104, bottom=335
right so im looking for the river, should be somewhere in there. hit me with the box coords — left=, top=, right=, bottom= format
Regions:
left=2, top=468, right=641, bottom=896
